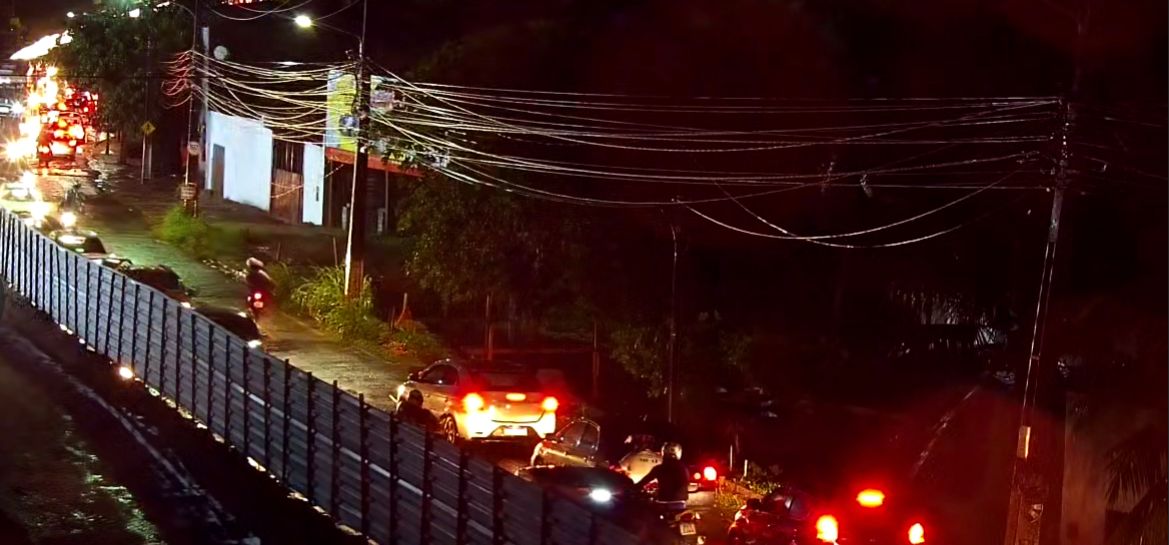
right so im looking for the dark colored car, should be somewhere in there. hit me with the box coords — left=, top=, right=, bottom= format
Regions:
left=49, top=229, right=108, bottom=261
left=727, top=484, right=931, bottom=545
left=516, top=465, right=640, bottom=511
left=123, top=265, right=193, bottom=303
left=195, top=305, right=263, bottom=349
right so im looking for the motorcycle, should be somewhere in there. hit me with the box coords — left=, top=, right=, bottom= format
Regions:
left=246, top=288, right=271, bottom=318
left=245, top=258, right=275, bottom=319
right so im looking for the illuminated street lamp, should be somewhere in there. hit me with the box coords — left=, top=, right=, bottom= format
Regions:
left=128, top=8, right=141, bottom=18
left=66, top=11, right=75, bottom=18
left=294, top=14, right=313, bottom=28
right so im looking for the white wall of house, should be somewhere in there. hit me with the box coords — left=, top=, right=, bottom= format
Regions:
left=205, top=111, right=273, bottom=211
left=302, top=143, right=325, bottom=225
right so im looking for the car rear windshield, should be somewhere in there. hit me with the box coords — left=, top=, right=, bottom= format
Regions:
left=211, top=314, right=260, bottom=341
left=470, top=371, right=540, bottom=391
left=83, top=238, right=106, bottom=254
left=137, top=270, right=181, bottom=290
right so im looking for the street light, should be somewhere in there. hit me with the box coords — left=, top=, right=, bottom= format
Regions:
left=293, top=2, right=370, bottom=299
left=66, top=11, right=75, bottom=18
left=128, top=8, right=141, bottom=18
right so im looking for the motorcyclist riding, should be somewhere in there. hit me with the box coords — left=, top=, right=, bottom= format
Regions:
left=636, top=442, right=690, bottom=511
left=245, top=258, right=274, bottom=293
left=395, top=389, right=438, bottom=431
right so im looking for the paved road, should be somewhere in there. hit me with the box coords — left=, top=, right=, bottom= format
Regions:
left=35, top=167, right=410, bottom=411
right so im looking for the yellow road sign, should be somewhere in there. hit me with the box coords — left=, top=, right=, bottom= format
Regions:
left=141, top=121, right=156, bottom=136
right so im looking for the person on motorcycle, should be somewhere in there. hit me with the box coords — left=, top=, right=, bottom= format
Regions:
left=245, top=258, right=275, bottom=293
left=636, top=442, right=690, bottom=509
left=395, top=389, right=438, bottom=431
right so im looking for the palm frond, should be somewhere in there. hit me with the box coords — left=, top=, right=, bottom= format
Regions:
left=1106, top=423, right=1168, bottom=505
left=1106, top=480, right=1168, bottom=545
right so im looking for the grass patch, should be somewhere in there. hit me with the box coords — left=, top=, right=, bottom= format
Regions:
left=155, top=206, right=249, bottom=261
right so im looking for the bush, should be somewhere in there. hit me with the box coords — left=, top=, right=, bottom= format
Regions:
left=155, top=206, right=248, bottom=260
left=266, top=262, right=302, bottom=302
left=291, top=266, right=385, bottom=342
left=387, top=320, right=448, bottom=362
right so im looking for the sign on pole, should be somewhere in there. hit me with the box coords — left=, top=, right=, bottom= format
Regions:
left=140, top=121, right=156, bottom=136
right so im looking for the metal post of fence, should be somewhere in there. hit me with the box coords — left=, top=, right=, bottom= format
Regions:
left=143, top=289, right=155, bottom=382
left=492, top=467, right=505, bottom=545
left=358, top=393, right=370, bottom=537
left=281, top=359, right=292, bottom=483
left=457, top=449, right=470, bottom=545
left=242, top=343, right=251, bottom=460
left=263, top=356, right=272, bottom=470
left=115, top=275, right=127, bottom=361
left=103, top=269, right=115, bottom=355
left=331, top=380, right=341, bottom=518
left=206, top=321, right=215, bottom=428
left=224, top=335, right=234, bottom=440
left=84, top=261, right=94, bottom=344
left=129, top=283, right=141, bottom=369
left=159, top=296, right=168, bottom=394
left=540, top=489, right=552, bottom=545
left=389, top=414, right=399, bottom=542
left=190, top=312, right=197, bottom=415
left=72, top=252, right=79, bottom=332
left=33, top=236, right=40, bottom=308
left=588, top=511, right=599, bottom=545
left=421, top=430, right=433, bottom=545
left=307, top=372, right=317, bottom=503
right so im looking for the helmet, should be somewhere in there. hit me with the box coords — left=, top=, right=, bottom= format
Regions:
left=662, top=442, right=682, bottom=460
left=407, top=389, right=424, bottom=406
left=246, top=257, right=265, bottom=271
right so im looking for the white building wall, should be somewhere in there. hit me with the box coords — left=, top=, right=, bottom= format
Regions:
left=205, top=111, right=273, bottom=211
left=302, top=143, right=325, bottom=225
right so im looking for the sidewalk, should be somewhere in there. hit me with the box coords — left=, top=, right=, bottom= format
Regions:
left=38, top=154, right=413, bottom=410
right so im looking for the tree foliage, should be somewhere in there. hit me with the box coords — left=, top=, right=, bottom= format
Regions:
left=49, top=4, right=190, bottom=136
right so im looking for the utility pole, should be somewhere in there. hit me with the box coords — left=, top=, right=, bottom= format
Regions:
left=666, top=218, right=679, bottom=423
left=1002, top=98, right=1075, bottom=545
left=181, top=0, right=201, bottom=216
left=343, top=0, right=369, bottom=299
left=140, top=35, right=153, bottom=184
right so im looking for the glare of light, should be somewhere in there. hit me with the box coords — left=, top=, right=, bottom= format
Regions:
left=180, top=301, right=192, bottom=309
left=587, top=488, right=613, bottom=503
left=117, top=366, right=135, bottom=380
left=815, top=515, right=839, bottom=543
left=67, top=11, right=75, bottom=18
left=128, top=8, right=141, bottom=18
left=908, top=523, right=925, bottom=544
left=856, top=488, right=885, bottom=508
left=277, top=61, right=302, bottom=66
left=10, top=33, right=61, bottom=61
left=58, top=32, right=73, bottom=45
left=247, top=339, right=262, bottom=349
left=20, top=171, right=35, bottom=187
left=45, top=66, right=59, bottom=77
left=59, top=211, right=77, bottom=228
left=294, top=14, right=313, bottom=28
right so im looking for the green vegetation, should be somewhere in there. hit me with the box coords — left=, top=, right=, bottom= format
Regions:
left=154, top=206, right=248, bottom=261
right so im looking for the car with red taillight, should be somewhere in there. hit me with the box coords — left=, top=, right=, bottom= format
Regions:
left=728, top=485, right=931, bottom=545
left=396, top=359, right=559, bottom=442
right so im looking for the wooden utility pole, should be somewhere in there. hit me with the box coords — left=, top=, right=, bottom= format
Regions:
left=343, top=1, right=369, bottom=299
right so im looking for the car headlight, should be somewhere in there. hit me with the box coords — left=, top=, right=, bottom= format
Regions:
left=59, top=211, right=76, bottom=228
left=246, top=339, right=262, bottom=349
left=588, top=488, right=613, bottom=503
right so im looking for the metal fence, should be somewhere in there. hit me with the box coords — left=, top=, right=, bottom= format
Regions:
left=0, top=210, right=652, bottom=545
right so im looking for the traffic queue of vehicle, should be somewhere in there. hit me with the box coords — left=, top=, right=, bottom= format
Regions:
left=0, top=172, right=266, bottom=350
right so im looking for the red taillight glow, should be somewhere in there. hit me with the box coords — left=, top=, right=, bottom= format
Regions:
left=53, top=129, right=65, bottom=138
left=541, top=396, right=559, bottom=412
left=57, top=119, right=67, bottom=128
left=908, top=523, right=925, bottom=544
left=815, top=515, right=838, bottom=543
left=693, top=472, right=701, bottom=480
left=505, top=392, right=526, bottom=402
left=253, top=291, right=263, bottom=300
left=856, top=488, right=885, bottom=508
left=463, top=393, right=485, bottom=412
left=702, top=466, right=718, bottom=481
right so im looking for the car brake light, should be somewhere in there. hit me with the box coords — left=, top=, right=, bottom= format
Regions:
left=541, top=396, right=559, bottom=412
left=856, top=489, right=885, bottom=508
left=463, top=393, right=485, bottom=412
left=702, top=466, right=718, bottom=481
left=908, top=523, right=925, bottom=544
left=57, top=119, right=67, bottom=128
left=505, top=392, right=526, bottom=402
left=253, top=291, right=263, bottom=300
left=692, top=472, right=701, bottom=480
left=815, top=515, right=838, bottom=543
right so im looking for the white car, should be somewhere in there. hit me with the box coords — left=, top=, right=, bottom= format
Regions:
left=0, top=182, right=53, bottom=218
left=396, top=360, right=559, bottom=442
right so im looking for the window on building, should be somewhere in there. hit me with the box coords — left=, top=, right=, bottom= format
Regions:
left=273, top=139, right=304, bottom=173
